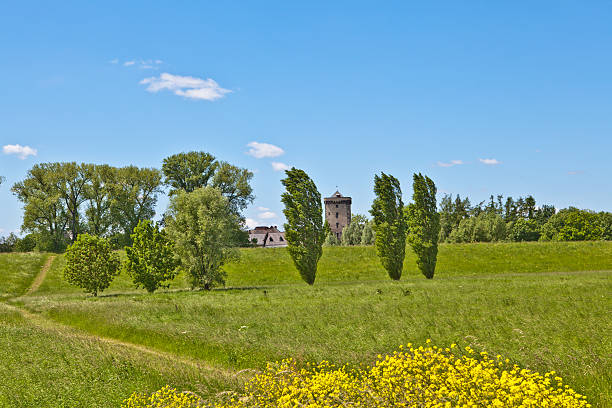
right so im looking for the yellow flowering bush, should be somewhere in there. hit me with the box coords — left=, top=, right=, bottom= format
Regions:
left=124, top=343, right=591, bottom=407
left=122, top=385, right=203, bottom=407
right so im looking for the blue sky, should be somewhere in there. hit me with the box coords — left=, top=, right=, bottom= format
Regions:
left=1, top=1, right=611, bottom=235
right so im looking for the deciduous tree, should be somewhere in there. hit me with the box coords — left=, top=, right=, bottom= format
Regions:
left=162, top=151, right=217, bottom=195
left=124, top=220, right=179, bottom=293
left=281, top=168, right=326, bottom=285
left=405, top=173, right=440, bottom=279
left=165, top=187, right=239, bottom=290
left=370, top=172, right=406, bottom=280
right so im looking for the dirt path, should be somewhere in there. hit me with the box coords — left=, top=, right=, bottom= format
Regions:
left=24, top=254, right=56, bottom=296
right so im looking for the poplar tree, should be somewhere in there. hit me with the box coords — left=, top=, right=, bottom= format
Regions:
left=281, top=168, right=325, bottom=285
left=405, top=173, right=440, bottom=279
left=370, top=173, right=406, bottom=280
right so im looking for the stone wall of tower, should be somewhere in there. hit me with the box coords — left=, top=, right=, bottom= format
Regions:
left=324, top=195, right=352, bottom=240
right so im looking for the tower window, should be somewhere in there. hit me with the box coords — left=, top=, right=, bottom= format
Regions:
left=336, top=212, right=339, bottom=218
left=336, top=204, right=338, bottom=208
left=336, top=222, right=339, bottom=228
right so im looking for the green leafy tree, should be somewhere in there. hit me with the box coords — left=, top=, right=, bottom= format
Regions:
left=370, top=173, right=406, bottom=280
left=124, top=220, right=179, bottom=293
left=324, top=230, right=340, bottom=246
left=405, top=173, right=440, bottom=279
left=210, top=161, right=255, bottom=214
left=110, top=166, right=162, bottom=245
left=162, top=151, right=218, bottom=195
left=508, top=218, right=540, bottom=242
left=540, top=208, right=603, bottom=241
left=281, top=168, right=326, bottom=285
left=165, top=187, right=240, bottom=290
left=340, top=214, right=368, bottom=246
left=84, top=164, right=116, bottom=236
left=56, top=162, right=92, bottom=242
left=63, top=234, right=120, bottom=296
left=361, top=220, right=376, bottom=245
left=11, top=163, right=69, bottom=252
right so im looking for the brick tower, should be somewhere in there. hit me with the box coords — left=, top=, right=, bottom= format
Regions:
left=324, top=191, right=352, bottom=240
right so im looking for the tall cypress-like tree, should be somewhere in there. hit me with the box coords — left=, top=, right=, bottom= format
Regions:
left=405, top=173, right=440, bottom=279
left=370, top=172, right=406, bottom=280
left=281, top=168, right=325, bottom=285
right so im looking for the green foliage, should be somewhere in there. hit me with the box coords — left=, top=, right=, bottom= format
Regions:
left=281, top=168, right=326, bottom=285
left=448, top=212, right=507, bottom=243
left=63, top=234, right=120, bottom=296
left=360, top=221, right=375, bottom=245
left=508, top=218, right=540, bottom=242
left=540, top=208, right=603, bottom=241
left=111, top=166, right=163, bottom=245
left=162, top=151, right=218, bottom=195
left=165, top=187, right=240, bottom=290
left=210, top=161, right=255, bottom=214
left=124, top=220, right=179, bottom=293
left=406, top=173, right=440, bottom=279
left=324, top=230, right=340, bottom=246
left=34, top=230, right=68, bottom=253
left=340, top=214, right=368, bottom=246
left=0, top=234, right=19, bottom=252
left=84, top=164, right=116, bottom=236
left=370, top=173, right=406, bottom=280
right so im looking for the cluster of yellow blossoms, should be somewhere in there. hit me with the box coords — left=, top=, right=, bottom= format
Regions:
left=122, top=385, right=202, bottom=408
left=123, top=342, right=591, bottom=407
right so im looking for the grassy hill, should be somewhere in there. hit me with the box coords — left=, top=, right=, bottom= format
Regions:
left=1, top=241, right=611, bottom=407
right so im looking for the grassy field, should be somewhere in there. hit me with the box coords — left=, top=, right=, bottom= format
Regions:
left=0, top=252, right=49, bottom=298
left=1, top=242, right=611, bottom=407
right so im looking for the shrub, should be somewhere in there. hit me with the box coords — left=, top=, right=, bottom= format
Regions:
left=360, top=221, right=375, bottom=245
left=0, top=233, right=18, bottom=252
left=124, top=220, right=179, bottom=293
left=14, top=233, right=37, bottom=252
left=540, top=208, right=603, bottom=241
left=130, top=343, right=591, bottom=408
left=122, top=386, right=202, bottom=408
left=63, top=233, right=121, bottom=296
left=448, top=212, right=506, bottom=243
left=508, top=218, right=540, bottom=242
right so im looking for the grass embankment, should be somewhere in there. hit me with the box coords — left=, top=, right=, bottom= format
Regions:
left=2, top=242, right=611, bottom=407
left=0, top=252, right=49, bottom=298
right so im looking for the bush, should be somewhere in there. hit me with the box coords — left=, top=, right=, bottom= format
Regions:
left=540, top=208, right=603, bottom=241
left=128, top=343, right=590, bottom=408
left=124, top=220, right=179, bottom=293
left=508, top=218, right=540, bottom=242
left=63, top=234, right=121, bottom=296
left=0, top=234, right=18, bottom=252
left=122, top=386, right=202, bottom=408
left=35, top=231, right=68, bottom=253
left=448, top=212, right=506, bottom=243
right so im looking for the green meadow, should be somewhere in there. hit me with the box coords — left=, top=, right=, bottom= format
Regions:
left=1, top=242, right=611, bottom=407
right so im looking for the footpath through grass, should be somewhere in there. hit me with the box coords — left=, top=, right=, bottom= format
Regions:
left=2, top=241, right=612, bottom=407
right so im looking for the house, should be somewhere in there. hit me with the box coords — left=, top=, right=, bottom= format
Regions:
left=248, top=226, right=287, bottom=247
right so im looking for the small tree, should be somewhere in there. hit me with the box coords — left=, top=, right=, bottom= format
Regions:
left=405, top=173, right=440, bottom=279
left=124, top=220, right=179, bottom=293
left=165, top=187, right=239, bottom=290
left=63, top=234, right=120, bottom=296
left=324, top=230, right=340, bottom=246
left=281, top=168, right=326, bottom=285
left=370, top=173, right=406, bottom=280
left=361, top=221, right=375, bottom=245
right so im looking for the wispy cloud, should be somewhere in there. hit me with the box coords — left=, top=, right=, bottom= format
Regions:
left=567, top=171, right=583, bottom=175
left=479, top=158, right=501, bottom=165
left=3, top=144, right=37, bottom=159
left=259, top=211, right=277, bottom=219
left=246, top=142, right=284, bottom=159
left=257, top=206, right=270, bottom=211
left=123, top=60, right=136, bottom=66
left=271, top=162, right=290, bottom=172
left=437, top=160, right=464, bottom=168
left=140, top=73, right=232, bottom=101
left=113, top=59, right=163, bottom=69
left=109, top=58, right=119, bottom=64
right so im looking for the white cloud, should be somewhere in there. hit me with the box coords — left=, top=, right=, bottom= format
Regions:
left=257, top=206, right=270, bottom=211
left=567, top=171, right=582, bottom=175
left=259, top=211, right=277, bottom=219
left=437, top=160, right=464, bottom=168
left=3, top=144, right=37, bottom=159
left=246, top=142, right=284, bottom=159
left=140, top=73, right=231, bottom=101
left=271, top=162, right=290, bottom=172
left=245, top=218, right=258, bottom=229
left=109, top=58, right=119, bottom=64
left=479, top=158, right=501, bottom=165
left=123, top=60, right=136, bottom=66
left=155, top=60, right=163, bottom=64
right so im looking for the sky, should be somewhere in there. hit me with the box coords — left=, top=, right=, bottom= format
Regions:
left=1, top=1, right=612, bottom=235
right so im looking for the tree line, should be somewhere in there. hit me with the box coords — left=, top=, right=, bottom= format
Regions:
left=2, top=152, right=253, bottom=252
